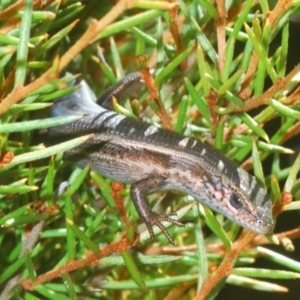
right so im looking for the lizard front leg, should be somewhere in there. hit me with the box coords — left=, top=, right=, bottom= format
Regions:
left=130, top=175, right=184, bottom=245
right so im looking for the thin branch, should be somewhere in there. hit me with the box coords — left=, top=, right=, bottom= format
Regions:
left=0, top=221, right=45, bottom=300
left=280, top=121, right=300, bottom=144
left=194, top=232, right=256, bottom=300
left=20, top=235, right=138, bottom=290
left=215, top=0, right=227, bottom=74
left=0, top=0, right=25, bottom=21
left=268, top=0, right=293, bottom=29
left=0, top=0, right=137, bottom=115
left=235, top=63, right=300, bottom=112
left=239, top=52, right=259, bottom=100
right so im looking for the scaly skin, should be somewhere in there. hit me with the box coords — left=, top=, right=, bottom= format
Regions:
left=48, top=73, right=274, bottom=244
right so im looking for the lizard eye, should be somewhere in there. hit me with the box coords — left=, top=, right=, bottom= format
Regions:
left=229, top=193, right=243, bottom=209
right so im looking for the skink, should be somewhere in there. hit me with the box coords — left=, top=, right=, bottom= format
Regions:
left=48, top=72, right=274, bottom=244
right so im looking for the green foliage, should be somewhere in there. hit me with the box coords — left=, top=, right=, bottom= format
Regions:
left=0, top=0, right=300, bottom=299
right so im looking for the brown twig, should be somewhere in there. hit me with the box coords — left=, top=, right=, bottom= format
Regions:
left=268, top=0, right=293, bottom=29
left=283, top=84, right=300, bottom=106
left=0, top=221, right=45, bottom=300
left=0, top=0, right=138, bottom=115
left=0, top=0, right=25, bottom=21
left=157, top=225, right=300, bottom=259
left=235, top=63, right=300, bottom=112
left=0, top=1, right=54, bottom=33
left=194, top=231, right=256, bottom=300
left=0, top=151, right=14, bottom=167
left=206, top=89, right=219, bottom=131
left=239, top=52, right=259, bottom=100
left=280, top=121, right=300, bottom=145
left=111, top=182, right=128, bottom=224
left=140, top=68, right=173, bottom=130
left=20, top=235, right=139, bottom=290
left=168, top=3, right=186, bottom=70
left=237, top=0, right=294, bottom=108
left=215, top=0, right=227, bottom=75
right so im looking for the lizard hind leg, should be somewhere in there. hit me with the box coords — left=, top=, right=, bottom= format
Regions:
left=97, top=72, right=145, bottom=109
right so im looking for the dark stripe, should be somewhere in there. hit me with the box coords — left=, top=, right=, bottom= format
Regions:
left=102, top=113, right=119, bottom=127
left=223, top=160, right=240, bottom=188
left=92, top=110, right=111, bottom=124
left=186, top=138, right=197, bottom=148
left=115, top=117, right=150, bottom=137
left=247, top=174, right=253, bottom=191
left=82, top=139, right=111, bottom=153
left=249, top=182, right=261, bottom=204
left=261, top=193, right=270, bottom=207
left=231, top=168, right=241, bottom=188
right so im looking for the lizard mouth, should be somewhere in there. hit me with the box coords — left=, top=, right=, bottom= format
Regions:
left=236, top=206, right=274, bottom=234
left=254, top=206, right=274, bottom=234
